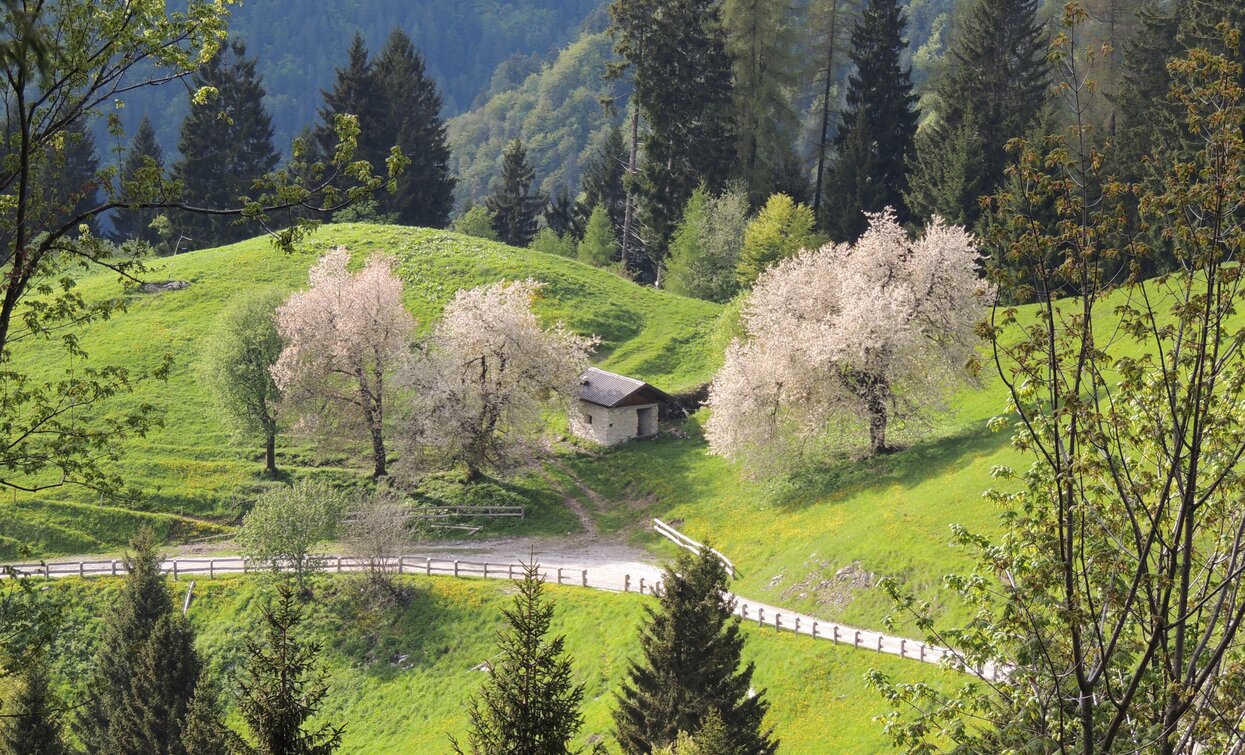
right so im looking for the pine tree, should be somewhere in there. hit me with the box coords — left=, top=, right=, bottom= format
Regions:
left=579, top=205, right=618, bottom=268
left=722, top=0, right=800, bottom=205
left=905, top=112, right=988, bottom=227
left=180, top=675, right=231, bottom=755
left=371, top=29, right=456, bottom=228
left=609, top=0, right=737, bottom=279
left=926, top=0, right=1048, bottom=227
left=580, top=126, right=628, bottom=241
left=451, top=561, right=593, bottom=755
left=314, top=33, right=380, bottom=164
left=1112, top=0, right=1183, bottom=189
left=545, top=186, right=583, bottom=241
left=808, top=0, right=862, bottom=222
left=613, top=547, right=776, bottom=755
left=111, top=613, right=202, bottom=755
left=486, top=139, right=544, bottom=247
left=2, top=661, right=67, bottom=755
left=75, top=527, right=172, bottom=752
left=824, top=0, right=918, bottom=240
left=233, top=582, right=343, bottom=755
left=34, top=120, right=100, bottom=238
left=112, top=116, right=164, bottom=245
left=822, top=108, right=885, bottom=242
left=174, top=38, right=279, bottom=249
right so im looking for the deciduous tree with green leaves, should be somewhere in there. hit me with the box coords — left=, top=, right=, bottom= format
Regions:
left=735, top=194, right=818, bottom=287
left=237, top=481, right=345, bottom=591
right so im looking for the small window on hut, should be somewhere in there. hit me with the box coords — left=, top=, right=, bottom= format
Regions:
left=584, top=413, right=593, bottom=425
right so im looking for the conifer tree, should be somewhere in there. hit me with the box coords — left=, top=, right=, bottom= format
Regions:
left=451, top=562, right=594, bottom=755
left=2, top=661, right=66, bottom=755
left=579, top=205, right=618, bottom=268
left=808, top=0, right=862, bottom=222
left=923, top=0, right=1048, bottom=227
left=174, top=38, right=280, bottom=249
left=1112, top=1, right=1183, bottom=189
left=665, top=184, right=749, bottom=302
left=905, top=113, right=988, bottom=228
left=75, top=527, right=172, bottom=752
left=31, top=120, right=101, bottom=238
left=112, top=613, right=202, bottom=755
left=314, top=33, right=379, bottom=163
left=486, top=139, right=544, bottom=247
left=545, top=186, right=583, bottom=240
left=613, top=547, right=776, bottom=755
left=112, top=116, right=164, bottom=245
left=372, top=29, right=456, bottom=228
left=822, top=109, right=885, bottom=242
left=735, top=193, right=819, bottom=287
left=824, top=0, right=918, bottom=240
left=722, top=0, right=800, bottom=205
left=180, top=675, right=231, bottom=755
left=580, top=126, right=628, bottom=241
left=233, top=582, right=343, bottom=755
left=609, top=0, right=737, bottom=278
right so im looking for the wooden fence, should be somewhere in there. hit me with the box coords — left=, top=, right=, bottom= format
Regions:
left=0, top=555, right=1003, bottom=678
left=341, top=505, right=524, bottom=524
left=652, top=518, right=737, bottom=578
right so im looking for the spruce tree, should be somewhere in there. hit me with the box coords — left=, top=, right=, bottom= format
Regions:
left=180, top=676, right=231, bottom=755
left=545, top=186, right=583, bottom=241
left=609, top=0, right=737, bottom=278
left=372, top=29, right=456, bottom=228
left=33, top=120, right=100, bottom=238
left=75, top=527, right=172, bottom=752
left=924, top=0, right=1048, bottom=227
left=113, top=116, right=166, bottom=245
left=613, top=547, right=776, bottom=755
left=580, top=126, right=628, bottom=241
left=579, top=205, right=618, bottom=268
left=824, top=0, right=918, bottom=240
left=174, top=38, right=279, bottom=249
left=233, top=582, right=343, bottom=755
left=111, top=613, right=202, bottom=755
left=451, top=562, right=594, bottom=755
left=822, top=108, right=885, bottom=242
left=314, top=33, right=380, bottom=164
left=2, top=661, right=66, bottom=755
left=485, top=139, right=544, bottom=247
left=905, top=112, right=988, bottom=228
left=1112, top=0, right=1183, bottom=189
left=722, top=0, right=800, bottom=205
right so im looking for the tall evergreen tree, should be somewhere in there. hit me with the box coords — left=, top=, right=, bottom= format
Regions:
left=75, top=527, right=172, bottom=752
left=1112, top=1, right=1183, bottom=190
left=32, top=120, right=101, bottom=238
left=174, top=38, right=280, bottom=249
left=451, top=562, right=594, bottom=755
left=609, top=0, right=737, bottom=280
left=824, top=0, right=918, bottom=241
left=112, top=116, right=165, bottom=245
left=921, top=0, right=1048, bottom=227
left=486, top=139, right=544, bottom=247
left=580, top=125, right=628, bottom=242
left=112, top=613, right=202, bottom=755
left=722, top=0, right=800, bottom=205
left=822, top=108, right=885, bottom=242
left=371, top=29, right=456, bottom=228
left=179, top=676, right=231, bottom=755
left=905, top=111, right=988, bottom=227
left=314, top=33, right=380, bottom=163
left=808, top=0, right=862, bottom=222
left=613, top=547, right=776, bottom=755
left=545, top=185, right=583, bottom=240
left=2, top=661, right=66, bottom=755
left=233, top=582, right=343, bottom=755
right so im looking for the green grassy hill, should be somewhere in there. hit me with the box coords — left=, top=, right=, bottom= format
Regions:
left=5, top=224, right=724, bottom=558
left=41, top=573, right=958, bottom=754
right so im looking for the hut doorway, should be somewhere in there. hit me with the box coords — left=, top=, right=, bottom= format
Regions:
left=637, top=406, right=657, bottom=438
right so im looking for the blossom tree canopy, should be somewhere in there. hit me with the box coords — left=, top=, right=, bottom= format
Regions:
left=272, top=247, right=416, bottom=477
left=403, top=279, right=595, bottom=480
left=706, top=209, right=987, bottom=469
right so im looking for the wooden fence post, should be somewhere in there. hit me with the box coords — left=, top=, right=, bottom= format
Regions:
left=398, top=556, right=404, bottom=575
left=78, top=562, right=84, bottom=578
left=581, top=570, right=588, bottom=587
left=557, top=567, right=563, bottom=585
left=758, top=608, right=765, bottom=626
left=454, top=560, right=460, bottom=577
left=900, top=639, right=906, bottom=658
left=919, top=644, right=926, bottom=662
left=426, top=558, right=432, bottom=576
left=172, top=561, right=179, bottom=581
left=111, top=559, right=118, bottom=577
left=794, top=617, right=800, bottom=634
left=639, top=577, right=646, bottom=595
left=854, top=630, right=861, bottom=648
left=833, top=625, right=840, bottom=644
left=508, top=564, right=514, bottom=579
left=741, top=604, right=748, bottom=619
left=812, top=621, right=818, bottom=638
left=483, top=563, right=489, bottom=579
left=209, top=559, right=215, bottom=579
left=336, top=557, right=343, bottom=573
left=775, top=613, right=781, bottom=631
left=624, top=574, right=630, bottom=592
left=877, top=636, right=884, bottom=652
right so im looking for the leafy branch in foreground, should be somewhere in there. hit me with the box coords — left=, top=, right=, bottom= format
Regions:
left=870, top=17, right=1245, bottom=754
left=0, top=0, right=405, bottom=500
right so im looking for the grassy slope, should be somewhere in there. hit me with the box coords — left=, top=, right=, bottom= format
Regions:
left=43, top=574, right=958, bottom=754
left=4, top=225, right=723, bottom=558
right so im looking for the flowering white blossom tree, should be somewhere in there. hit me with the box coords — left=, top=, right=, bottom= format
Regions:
left=272, top=247, right=415, bottom=477
left=706, top=209, right=986, bottom=469
left=403, top=280, right=594, bottom=480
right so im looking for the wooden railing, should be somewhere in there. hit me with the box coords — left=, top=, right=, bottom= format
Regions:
left=652, top=518, right=737, bottom=578
left=341, top=505, right=524, bottom=524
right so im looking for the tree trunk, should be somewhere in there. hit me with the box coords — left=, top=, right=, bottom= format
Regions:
left=621, top=101, right=640, bottom=274
left=370, top=423, right=387, bottom=478
left=812, top=0, right=842, bottom=225
left=265, top=431, right=277, bottom=475
left=865, top=374, right=891, bottom=454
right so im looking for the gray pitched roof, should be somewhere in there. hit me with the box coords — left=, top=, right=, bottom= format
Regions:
left=576, top=368, right=669, bottom=408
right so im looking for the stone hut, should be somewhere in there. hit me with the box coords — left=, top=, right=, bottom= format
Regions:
left=570, top=368, right=670, bottom=446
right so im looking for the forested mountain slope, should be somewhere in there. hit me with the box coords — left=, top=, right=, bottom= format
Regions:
left=116, top=0, right=606, bottom=157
